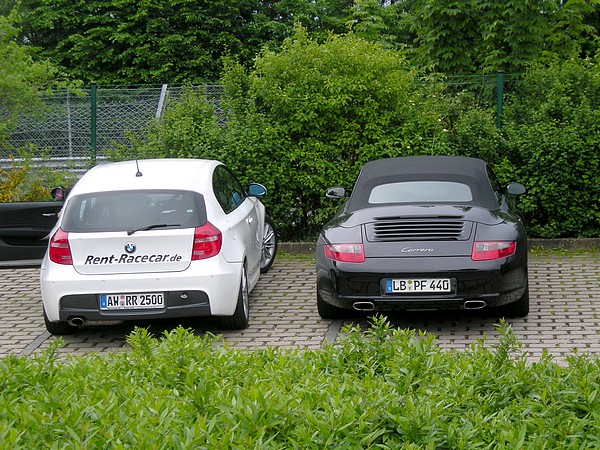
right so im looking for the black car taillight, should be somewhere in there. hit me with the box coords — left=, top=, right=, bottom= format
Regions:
left=49, top=228, right=73, bottom=265
left=471, top=241, right=516, bottom=261
left=192, top=222, right=222, bottom=260
left=324, top=244, right=365, bottom=263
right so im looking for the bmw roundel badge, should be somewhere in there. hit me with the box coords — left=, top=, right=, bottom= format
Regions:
left=125, top=242, right=136, bottom=254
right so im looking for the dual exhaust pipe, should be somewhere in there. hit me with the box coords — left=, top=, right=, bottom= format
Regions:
left=352, top=300, right=487, bottom=312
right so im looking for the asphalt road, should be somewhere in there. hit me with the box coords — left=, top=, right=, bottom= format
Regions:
left=1, top=252, right=599, bottom=365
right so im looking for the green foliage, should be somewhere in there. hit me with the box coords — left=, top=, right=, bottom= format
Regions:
left=403, top=0, right=599, bottom=74
left=243, top=29, right=453, bottom=238
left=11, top=0, right=343, bottom=84
left=1, top=318, right=600, bottom=448
left=123, top=29, right=453, bottom=239
left=13, top=0, right=257, bottom=83
left=503, top=59, right=600, bottom=237
left=2, top=0, right=599, bottom=84
left=119, top=31, right=600, bottom=239
left=0, top=11, right=59, bottom=142
left=0, top=152, right=77, bottom=202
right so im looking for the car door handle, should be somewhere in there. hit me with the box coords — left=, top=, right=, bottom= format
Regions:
left=247, top=217, right=254, bottom=227
left=42, top=212, right=57, bottom=217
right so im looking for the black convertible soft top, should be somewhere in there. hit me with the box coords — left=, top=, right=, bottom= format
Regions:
left=346, top=156, right=499, bottom=211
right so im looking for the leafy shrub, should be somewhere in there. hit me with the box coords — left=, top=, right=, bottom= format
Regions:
left=123, top=29, right=452, bottom=240
left=0, top=154, right=76, bottom=202
left=502, top=59, right=600, bottom=237
left=1, top=317, right=600, bottom=448
left=116, top=38, right=599, bottom=239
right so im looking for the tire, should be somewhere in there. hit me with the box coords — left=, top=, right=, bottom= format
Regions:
left=221, top=265, right=250, bottom=329
left=500, top=285, right=530, bottom=318
left=260, top=216, right=278, bottom=274
left=317, top=291, right=356, bottom=320
left=44, top=308, right=77, bottom=335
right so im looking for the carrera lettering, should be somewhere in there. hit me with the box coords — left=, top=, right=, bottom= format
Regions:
left=84, top=253, right=183, bottom=265
left=401, top=247, right=434, bottom=253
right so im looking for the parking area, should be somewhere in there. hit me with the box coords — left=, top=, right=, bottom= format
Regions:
left=1, top=252, right=599, bottom=364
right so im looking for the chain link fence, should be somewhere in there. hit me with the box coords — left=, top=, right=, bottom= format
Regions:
left=1, top=84, right=223, bottom=168
left=2, top=75, right=513, bottom=169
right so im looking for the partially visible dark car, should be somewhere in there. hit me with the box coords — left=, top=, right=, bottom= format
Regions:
left=0, top=201, right=62, bottom=267
left=316, top=156, right=529, bottom=319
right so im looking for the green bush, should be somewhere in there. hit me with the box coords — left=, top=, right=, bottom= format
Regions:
left=118, top=34, right=599, bottom=240
left=0, top=153, right=77, bottom=202
left=1, top=317, right=600, bottom=448
left=125, top=29, right=452, bottom=240
left=503, top=59, right=600, bottom=237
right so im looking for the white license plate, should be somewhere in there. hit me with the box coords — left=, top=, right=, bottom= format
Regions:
left=100, top=292, right=165, bottom=310
left=385, top=278, right=451, bottom=293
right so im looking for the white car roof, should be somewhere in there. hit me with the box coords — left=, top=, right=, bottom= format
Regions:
left=70, top=159, right=220, bottom=195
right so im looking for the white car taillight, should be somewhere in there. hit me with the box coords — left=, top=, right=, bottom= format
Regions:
left=49, top=228, right=73, bottom=265
left=471, top=241, right=516, bottom=261
left=192, top=222, right=222, bottom=260
left=324, top=244, right=365, bottom=263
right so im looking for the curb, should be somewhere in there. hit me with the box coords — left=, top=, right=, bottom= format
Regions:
left=279, top=239, right=600, bottom=255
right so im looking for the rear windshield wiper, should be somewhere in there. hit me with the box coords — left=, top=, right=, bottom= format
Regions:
left=127, top=224, right=180, bottom=235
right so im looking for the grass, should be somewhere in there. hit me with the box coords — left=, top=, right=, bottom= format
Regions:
left=1, top=316, right=600, bottom=448
left=529, top=246, right=600, bottom=257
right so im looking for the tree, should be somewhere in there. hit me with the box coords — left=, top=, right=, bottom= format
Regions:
left=13, top=0, right=282, bottom=83
left=0, top=10, right=58, bottom=144
left=502, top=58, right=600, bottom=237
left=121, top=28, right=451, bottom=238
left=400, top=0, right=599, bottom=74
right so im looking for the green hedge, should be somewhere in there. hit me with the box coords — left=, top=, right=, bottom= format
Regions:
left=502, top=60, right=600, bottom=238
left=1, top=317, right=599, bottom=448
left=121, top=31, right=600, bottom=240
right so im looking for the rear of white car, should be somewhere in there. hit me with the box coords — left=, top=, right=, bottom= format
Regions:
left=41, top=159, right=269, bottom=334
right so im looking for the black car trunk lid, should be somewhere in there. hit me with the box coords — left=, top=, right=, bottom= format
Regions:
left=356, top=205, right=504, bottom=258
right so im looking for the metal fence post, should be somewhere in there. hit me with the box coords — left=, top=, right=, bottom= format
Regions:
left=156, top=84, right=168, bottom=119
left=66, top=90, right=73, bottom=158
left=90, top=82, right=97, bottom=164
left=496, top=71, right=504, bottom=129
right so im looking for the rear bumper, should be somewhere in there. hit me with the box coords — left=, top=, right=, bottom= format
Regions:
left=56, top=290, right=211, bottom=322
left=41, top=255, right=242, bottom=323
left=316, top=254, right=528, bottom=312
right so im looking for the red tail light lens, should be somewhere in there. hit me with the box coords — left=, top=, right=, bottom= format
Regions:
left=471, top=241, right=516, bottom=261
left=49, top=228, right=73, bottom=265
left=324, top=244, right=365, bottom=263
left=192, top=222, right=222, bottom=260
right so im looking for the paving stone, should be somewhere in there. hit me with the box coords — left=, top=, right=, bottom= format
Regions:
left=1, top=253, right=599, bottom=365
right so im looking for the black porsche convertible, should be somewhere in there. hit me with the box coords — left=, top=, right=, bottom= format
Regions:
left=316, top=155, right=529, bottom=319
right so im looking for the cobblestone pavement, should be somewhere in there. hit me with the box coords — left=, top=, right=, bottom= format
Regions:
left=1, top=253, right=599, bottom=364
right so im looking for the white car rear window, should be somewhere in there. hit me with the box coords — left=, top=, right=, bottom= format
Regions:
left=61, top=190, right=206, bottom=232
left=368, top=181, right=473, bottom=204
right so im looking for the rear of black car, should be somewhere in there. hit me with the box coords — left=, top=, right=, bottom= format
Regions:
left=316, top=156, right=529, bottom=319
left=316, top=205, right=528, bottom=318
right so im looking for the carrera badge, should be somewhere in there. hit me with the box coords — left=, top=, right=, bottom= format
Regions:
left=125, top=242, right=136, bottom=254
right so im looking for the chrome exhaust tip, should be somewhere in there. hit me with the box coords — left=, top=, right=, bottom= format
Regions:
left=464, top=300, right=486, bottom=310
left=67, top=317, right=86, bottom=327
left=353, top=302, right=375, bottom=311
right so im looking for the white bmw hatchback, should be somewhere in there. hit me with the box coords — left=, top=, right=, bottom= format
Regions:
left=41, top=159, right=277, bottom=335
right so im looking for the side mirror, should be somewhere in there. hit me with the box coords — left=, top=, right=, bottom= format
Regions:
left=506, top=182, right=526, bottom=196
left=325, top=187, right=346, bottom=199
left=248, top=183, right=267, bottom=197
left=51, top=187, right=66, bottom=201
